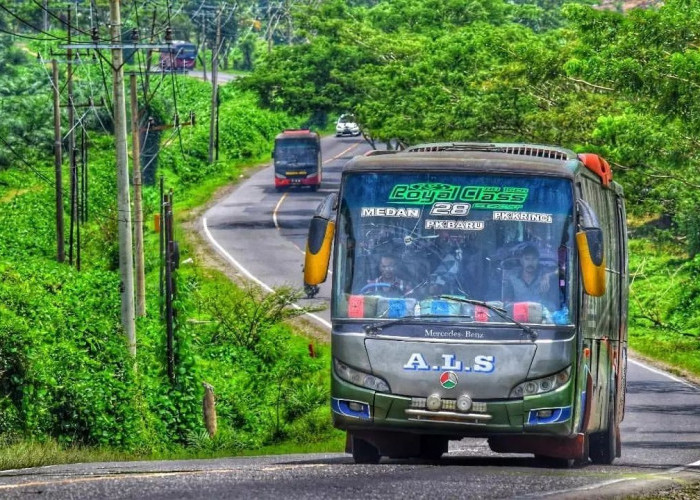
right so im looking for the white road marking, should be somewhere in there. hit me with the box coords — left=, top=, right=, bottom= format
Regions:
left=543, top=359, right=700, bottom=497
left=667, top=458, right=700, bottom=474
left=202, top=217, right=332, bottom=330
left=531, top=478, right=634, bottom=497
left=629, top=358, right=699, bottom=390
left=628, top=359, right=700, bottom=473
left=261, top=464, right=328, bottom=471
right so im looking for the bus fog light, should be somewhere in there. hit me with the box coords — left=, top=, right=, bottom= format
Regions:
left=537, top=409, right=553, bottom=418
left=442, top=399, right=456, bottom=411
left=348, top=401, right=365, bottom=412
left=426, top=394, right=442, bottom=411
left=456, top=395, right=472, bottom=412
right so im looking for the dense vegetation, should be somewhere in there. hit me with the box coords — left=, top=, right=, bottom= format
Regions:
left=0, top=0, right=699, bottom=466
left=0, top=30, right=339, bottom=456
left=240, top=0, right=700, bottom=375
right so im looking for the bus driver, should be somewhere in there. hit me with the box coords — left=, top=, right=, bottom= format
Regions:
left=366, top=255, right=411, bottom=296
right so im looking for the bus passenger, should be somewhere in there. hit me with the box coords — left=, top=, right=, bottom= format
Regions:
left=503, top=243, right=558, bottom=310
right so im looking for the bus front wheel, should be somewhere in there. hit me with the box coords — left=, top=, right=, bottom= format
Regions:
left=589, top=388, right=617, bottom=465
left=351, top=436, right=381, bottom=464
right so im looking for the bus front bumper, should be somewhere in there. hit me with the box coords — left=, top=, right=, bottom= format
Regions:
left=331, top=370, right=576, bottom=439
left=275, top=174, right=320, bottom=187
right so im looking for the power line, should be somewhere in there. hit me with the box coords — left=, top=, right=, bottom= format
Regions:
left=0, top=4, right=66, bottom=41
left=0, top=134, right=57, bottom=189
left=29, top=0, right=97, bottom=40
left=0, top=26, right=57, bottom=41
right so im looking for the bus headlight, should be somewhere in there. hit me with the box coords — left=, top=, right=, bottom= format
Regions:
left=334, top=358, right=390, bottom=393
left=509, top=366, right=571, bottom=398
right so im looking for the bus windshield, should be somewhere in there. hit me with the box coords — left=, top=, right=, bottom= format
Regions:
left=334, top=172, right=575, bottom=325
left=171, top=43, right=196, bottom=58
left=275, top=139, right=318, bottom=167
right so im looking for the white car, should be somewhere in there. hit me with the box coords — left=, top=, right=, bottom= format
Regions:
left=336, top=114, right=361, bottom=137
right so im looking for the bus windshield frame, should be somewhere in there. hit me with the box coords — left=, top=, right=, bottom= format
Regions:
left=274, top=138, right=320, bottom=172
left=333, top=171, right=575, bottom=326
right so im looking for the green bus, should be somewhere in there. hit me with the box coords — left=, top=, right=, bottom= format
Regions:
left=304, top=143, right=628, bottom=465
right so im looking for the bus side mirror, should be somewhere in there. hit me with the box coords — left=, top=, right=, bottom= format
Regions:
left=271, top=149, right=274, bottom=159
left=576, top=200, right=605, bottom=296
left=304, top=193, right=337, bottom=286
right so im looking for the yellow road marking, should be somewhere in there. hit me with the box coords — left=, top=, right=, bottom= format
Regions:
left=0, top=468, right=238, bottom=490
left=323, top=142, right=360, bottom=165
left=273, top=140, right=361, bottom=257
left=273, top=192, right=289, bottom=230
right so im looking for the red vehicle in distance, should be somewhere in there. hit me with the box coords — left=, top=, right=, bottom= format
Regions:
left=272, top=129, right=322, bottom=191
left=160, top=41, right=197, bottom=71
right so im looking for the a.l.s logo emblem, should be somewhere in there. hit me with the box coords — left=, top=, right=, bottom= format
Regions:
left=403, top=353, right=496, bottom=373
left=440, top=371, right=458, bottom=389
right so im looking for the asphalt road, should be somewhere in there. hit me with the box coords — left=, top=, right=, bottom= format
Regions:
left=187, top=69, right=239, bottom=84
left=2, top=136, right=697, bottom=498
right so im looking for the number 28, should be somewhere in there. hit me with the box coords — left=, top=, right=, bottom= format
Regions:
left=429, top=203, right=471, bottom=216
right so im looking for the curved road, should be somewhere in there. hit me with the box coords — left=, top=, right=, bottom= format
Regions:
left=1, top=136, right=698, bottom=498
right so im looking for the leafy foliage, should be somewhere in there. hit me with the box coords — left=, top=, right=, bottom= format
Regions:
left=241, top=0, right=700, bottom=258
left=0, top=52, right=329, bottom=453
left=240, top=0, right=700, bottom=377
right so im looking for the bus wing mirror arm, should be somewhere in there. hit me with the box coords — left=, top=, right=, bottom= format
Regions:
left=576, top=200, right=606, bottom=296
left=304, top=193, right=337, bottom=287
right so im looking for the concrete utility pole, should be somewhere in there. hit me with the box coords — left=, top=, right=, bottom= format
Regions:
left=285, top=0, right=293, bottom=44
left=67, top=9, right=77, bottom=266
left=130, top=74, right=146, bottom=318
left=208, top=9, right=221, bottom=164
left=52, top=60, right=65, bottom=263
left=110, top=0, right=136, bottom=356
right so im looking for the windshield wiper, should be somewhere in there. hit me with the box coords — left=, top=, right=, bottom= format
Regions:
left=439, top=295, right=538, bottom=341
left=363, top=314, right=473, bottom=336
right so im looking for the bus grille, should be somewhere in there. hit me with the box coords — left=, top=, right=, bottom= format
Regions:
left=407, top=397, right=491, bottom=424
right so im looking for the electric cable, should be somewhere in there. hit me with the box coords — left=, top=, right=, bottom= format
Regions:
left=0, top=26, right=57, bottom=41
left=0, top=4, right=66, bottom=41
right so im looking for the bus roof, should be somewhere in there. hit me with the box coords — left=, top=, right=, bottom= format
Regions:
left=347, top=142, right=621, bottom=192
left=275, top=129, right=319, bottom=140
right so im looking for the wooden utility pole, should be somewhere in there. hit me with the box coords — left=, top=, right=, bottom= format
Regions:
left=52, top=60, right=65, bottom=263
left=110, top=0, right=136, bottom=356
left=130, top=74, right=146, bottom=317
left=208, top=9, right=221, bottom=164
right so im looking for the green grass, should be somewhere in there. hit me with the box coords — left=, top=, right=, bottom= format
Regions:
left=0, top=431, right=346, bottom=470
left=628, top=237, right=700, bottom=380
left=172, top=154, right=270, bottom=214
